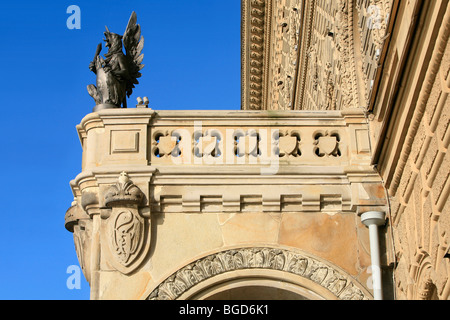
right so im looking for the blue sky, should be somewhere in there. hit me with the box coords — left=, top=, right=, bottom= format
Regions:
left=0, top=0, right=240, bottom=299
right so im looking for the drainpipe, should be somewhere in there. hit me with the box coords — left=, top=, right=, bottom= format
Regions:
left=361, top=211, right=386, bottom=300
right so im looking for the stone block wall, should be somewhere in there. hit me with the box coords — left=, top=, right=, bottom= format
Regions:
left=390, top=29, right=450, bottom=300
left=373, top=0, right=450, bottom=299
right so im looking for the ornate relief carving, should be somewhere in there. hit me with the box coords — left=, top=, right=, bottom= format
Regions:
left=267, top=0, right=302, bottom=110
left=334, top=0, right=358, bottom=109
left=103, top=172, right=149, bottom=274
left=147, top=247, right=370, bottom=300
left=292, top=0, right=360, bottom=110
left=247, top=0, right=267, bottom=110
left=109, top=209, right=143, bottom=267
left=355, top=0, right=392, bottom=103
left=242, top=0, right=394, bottom=111
left=389, top=15, right=450, bottom=298
left=105, top=172, right=144, bottom=206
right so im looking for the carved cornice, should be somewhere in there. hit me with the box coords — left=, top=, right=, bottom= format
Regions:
left=147, top=247, right=371, bottom=300
left=242, top=0, right=271, bottom=110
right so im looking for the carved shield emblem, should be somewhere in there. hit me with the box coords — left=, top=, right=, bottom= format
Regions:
left=158, top=135, right=177, bottom=155
left=103, top=172, right=150, bottom=274
left=198, top=136, right=217, bottom=157
left=235, top=134, right=258, bottom=157
left=110, top=209, right=144, bottom=267
left=279, top=135, right=298, bottom=156
left=317, top=136, right=338, bottom=156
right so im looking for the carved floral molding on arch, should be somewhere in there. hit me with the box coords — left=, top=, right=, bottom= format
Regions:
left=147, top=247, right=371, bottom=300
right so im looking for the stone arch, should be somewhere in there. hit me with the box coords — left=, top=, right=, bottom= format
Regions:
left=146, top=247, right=372, bottom=300
left=179, top=269, right=335, bottom=300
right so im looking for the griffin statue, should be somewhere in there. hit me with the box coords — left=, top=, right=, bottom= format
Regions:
left=87, top=12, right=144, bottom=111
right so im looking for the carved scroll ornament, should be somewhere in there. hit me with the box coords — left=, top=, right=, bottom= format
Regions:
left=105, top=171, right=144, bottom=207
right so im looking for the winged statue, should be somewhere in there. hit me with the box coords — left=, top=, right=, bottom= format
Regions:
left=87, top=12, right=144, bottom=111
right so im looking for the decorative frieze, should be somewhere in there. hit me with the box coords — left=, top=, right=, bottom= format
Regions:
left=267, top=0, right=302, bottom=110
left=242, top=0, right=394, bottom=111
left=355, top=0, right=393, bottom=105
left=149, top=125, right=348, bottom=165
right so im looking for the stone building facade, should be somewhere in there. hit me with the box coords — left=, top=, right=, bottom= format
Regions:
left=241, top=0, right=450, bottom=300
left=65, top=0, right=449, bottom=299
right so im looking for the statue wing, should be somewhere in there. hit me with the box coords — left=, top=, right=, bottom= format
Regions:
left=122, top=11, right=144, bottom=98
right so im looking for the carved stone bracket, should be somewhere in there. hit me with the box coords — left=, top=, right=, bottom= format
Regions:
left=65, top=198, right=92, bottom=283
